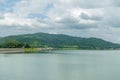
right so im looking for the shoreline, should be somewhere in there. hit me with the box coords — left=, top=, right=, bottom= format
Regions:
left=0, top=48, right=53, bottom=54
left=0, top=48, right=24, bottom=54
left=0, top=48, right=119, bottom=54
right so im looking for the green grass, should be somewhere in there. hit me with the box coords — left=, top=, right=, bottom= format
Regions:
left=24, top=48, right=38, bottom=53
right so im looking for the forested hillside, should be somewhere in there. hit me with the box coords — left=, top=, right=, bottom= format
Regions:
left=0, top=33, right=119, bottom=49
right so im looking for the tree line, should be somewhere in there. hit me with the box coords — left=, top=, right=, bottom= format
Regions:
left=0, top=39, right=30, bottom=48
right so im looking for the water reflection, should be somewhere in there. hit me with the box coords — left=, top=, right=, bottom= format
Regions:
left=0, top=50, right=120, bottom=80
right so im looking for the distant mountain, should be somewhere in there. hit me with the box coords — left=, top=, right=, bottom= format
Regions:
left=0, top=33, right=120, bottom=49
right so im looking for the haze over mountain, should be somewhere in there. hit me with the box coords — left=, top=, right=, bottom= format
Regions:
left=0, top=33, right=120, bottom=49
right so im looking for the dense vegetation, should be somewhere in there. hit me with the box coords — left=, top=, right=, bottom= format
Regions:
left=0, top=33, right=120, bottom=49
left=0, top=39, right=30, bottom=48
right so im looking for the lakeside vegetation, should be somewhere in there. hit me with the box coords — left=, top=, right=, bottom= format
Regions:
left=0, top=39, right=30, bottom=48
left=0, top=33, right=120, bottom=50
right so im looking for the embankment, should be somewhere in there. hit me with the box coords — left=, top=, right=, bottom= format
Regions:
left=0, top=48, right=24, bottom=54
left=0, top=48, right=53, bottom=54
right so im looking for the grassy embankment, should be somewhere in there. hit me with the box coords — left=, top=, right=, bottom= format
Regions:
left=24, top=48, right=53, bottom=53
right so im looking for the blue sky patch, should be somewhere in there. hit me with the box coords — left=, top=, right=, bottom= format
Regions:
left=0, top=0, right=20, bottom=13
left=28, top=13, right=48, bottom=19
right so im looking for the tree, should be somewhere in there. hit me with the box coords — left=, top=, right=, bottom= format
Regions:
left=3, top=39, right=24, bottom=48
left=24, top=44, right=31, bottom=48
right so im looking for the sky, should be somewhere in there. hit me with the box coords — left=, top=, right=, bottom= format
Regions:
left=0, top=0, right=120, bottom=43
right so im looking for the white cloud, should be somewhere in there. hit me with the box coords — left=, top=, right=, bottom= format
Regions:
left=13, top=0, right=51, bottom=17
left=0, top=0, right=120, bottom=43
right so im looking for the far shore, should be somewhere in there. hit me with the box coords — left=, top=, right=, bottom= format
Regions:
left=0, top=48, right=53, bottom=54
left=0, top=48, right=119, bottom=54
left=0, top=48, right=24, bottom=54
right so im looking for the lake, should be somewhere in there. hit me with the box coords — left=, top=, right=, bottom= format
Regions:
left=0, top=50, right=120, bottom=80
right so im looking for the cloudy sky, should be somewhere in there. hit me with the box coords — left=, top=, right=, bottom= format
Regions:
left=0, top=0, right=120, bottom=43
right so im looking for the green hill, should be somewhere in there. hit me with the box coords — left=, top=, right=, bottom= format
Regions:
left=0, top=33, right=120, bottom=49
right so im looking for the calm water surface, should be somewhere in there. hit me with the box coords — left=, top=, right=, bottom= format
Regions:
left=0, top=50, right=120, bottom=80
